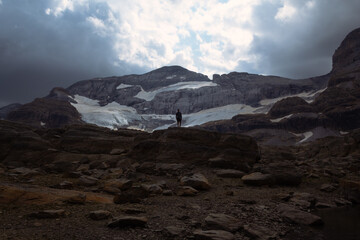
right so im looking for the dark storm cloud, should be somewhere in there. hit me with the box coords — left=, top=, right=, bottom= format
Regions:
left=249, top=0, right=360, bottom=79
left=0, top=0, right=147, bottom=106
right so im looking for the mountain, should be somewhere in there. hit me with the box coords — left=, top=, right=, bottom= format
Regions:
left=2, top=67, right=328, bottom=131
left=202, top=28, right=360, bottom=145
left=2, top=28, right=359, bottom=143
left=0, top=103, right=22, bottom=120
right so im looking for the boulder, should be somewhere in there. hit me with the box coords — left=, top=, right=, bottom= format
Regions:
left=193, top=230, right=234, bottom=240
left=278, top=204, right=323, bottom=226
left=180, top=173, right=211, bottom=190
left=262, top=161, right=303, bottom=186
left=141, top=184, right=163, bottom=194
left=103, top=179, right=133, bottom=191
left=163, top=226, right=185, bottom=238
left=241, top=172, right=273, bottom=186
left=176, top=186, right=199, bottom=196
left=78, top=176, right=98, bottom=187
left=107, top=216, right=148, bottom=228
left=243, top=224, right=277, bottom=240
left=320, top=183, right=337, bottom=192
left=113, top=186, right=149, bottom=204
left=204, top=213, right=242, bottom=232
left=214, top=169, right=245, bottom=178
left=88, top=210, right=112, bottom=220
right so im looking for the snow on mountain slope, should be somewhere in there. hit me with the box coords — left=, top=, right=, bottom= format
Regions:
left=260, top=88, right=327, bottom=106
left=134, top=81, right=218, bottom=101
left=154, top=104, right=260, bottom=130
left=71, top=95, right=141, bottom=129
left=116, top=83, right=133, bottom=89
left=71, top=94, right=260, bottom=131
left=71, top=87, right=327, bottom=131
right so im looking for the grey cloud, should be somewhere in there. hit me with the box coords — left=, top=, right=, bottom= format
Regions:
left=247, top=0, right=360, bottom=79
left=0, top=0, right=147, bottom=107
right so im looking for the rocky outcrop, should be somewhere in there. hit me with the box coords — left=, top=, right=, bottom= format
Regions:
left=0, top=103, right=22, bottom=119
left=7, top=98, right=82, bottom=128
left=329, top=27, right=360, bottom=88
left=268, top=97, right=314, bottom=118
left=129, top=127, right=259, bottom=170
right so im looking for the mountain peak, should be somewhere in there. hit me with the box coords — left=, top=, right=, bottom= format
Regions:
left=329, top=27, right=360, bottom=87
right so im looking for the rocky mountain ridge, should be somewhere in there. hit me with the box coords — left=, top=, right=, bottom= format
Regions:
left=2, top=28, right=360, bottom=145
left=202, top=28, right=360, bottom=145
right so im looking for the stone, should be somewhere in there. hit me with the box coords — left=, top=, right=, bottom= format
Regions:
left=263, top=162, right=303, bottom=186
left=163, top=190, right=173, bottom=196
left=10, top=167, right=42, bottom=177
left=110, top=148, right=126, bottom=155
left=204, top=213, right=242, bottom=232
left=215, top=169, right=245, bottom=178
left=180, top=173, right=211, bottom=190
left=176, top=186, right=199, bottom=196
left=193, top=229, right=235, bottom=240
left=29, top=210, right=66, bottom=219
left=278, top=204, right=323, bottom=226
left=78, top=176, right=98, bottom=187
left=156, top=163, right=184, bottom=175
left=76, top=164, right=90, bottom=172
left=340, top=179, right=360, bottom=203
left=137, top=162, right=156, bottom=174
left=334, top=198, right=352, bottom=206
left=241, top=172, right=273, bottom=186
left=163, top=226, right=185, bottom=237
left=104, top=179, right=133, bottom=191
left=65, top=193, right=86, bottom=204
left=243, top=224, right=277, bottom=240
left=141, top=184, right=163, bottom=194
left=290, top=192, right=317, bottom=209
left=113, top=186, right=149, bottom=204
left=107, top=216, right=148, bottom=228
left=320, top=183, right=337, bottom=192
left=88, top=210, right=112, bottom=220
left=315, top=202, right=337, bottom=209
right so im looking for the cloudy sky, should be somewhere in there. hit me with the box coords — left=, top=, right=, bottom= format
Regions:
left=1, top=0, right=360, bottom=107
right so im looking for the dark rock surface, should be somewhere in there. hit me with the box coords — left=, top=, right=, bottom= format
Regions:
left=0, top=119, right=359, bottom=239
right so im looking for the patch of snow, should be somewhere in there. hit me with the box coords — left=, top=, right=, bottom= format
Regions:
left=340, top=131, right=349, bottom=135
left=180, top=76, right=186, bottom=80
left=40, top=122, right=46, bottom=126
left=155, top=104, right=260, bottom=131
left=270, top=114, right=293, bottom=123
left=116, top=83, right=133, bottom=90
left=183, top=104, right=259, bottom=127
left=71, top=95, right=141, bottom=129
left=166, top=75, right=177, bottom=79
left=135, top=81, right=218, bottom=101
left=299, top=131, right=313, bottom=143
left=260, top=88, right=327, bottom=106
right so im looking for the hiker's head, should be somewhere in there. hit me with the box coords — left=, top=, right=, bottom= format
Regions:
left=177, top=109, right=180, bottom=112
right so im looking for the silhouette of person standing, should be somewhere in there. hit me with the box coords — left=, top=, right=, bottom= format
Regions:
left=176, top=109, right=182, bottom=127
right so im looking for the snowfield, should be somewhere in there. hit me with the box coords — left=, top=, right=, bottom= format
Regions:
left=135, top=81, right=218, bottom=101
left=70, top=87, right=328, bottom=132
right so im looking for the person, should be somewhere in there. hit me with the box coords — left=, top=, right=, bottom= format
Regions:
left=176, top=109, right=182, bottom=127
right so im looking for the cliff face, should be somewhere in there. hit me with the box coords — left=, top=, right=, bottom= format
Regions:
left=202, top=28, right=360, bottom=145
left=329, top=28, right=360, bottom=88
left=7, top=88, right=82, bottom=128
left=65, top=66, right=327, bottom=115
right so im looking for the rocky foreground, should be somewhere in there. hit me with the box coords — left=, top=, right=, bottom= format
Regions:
left=0, top=120, right=359, bottom=239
